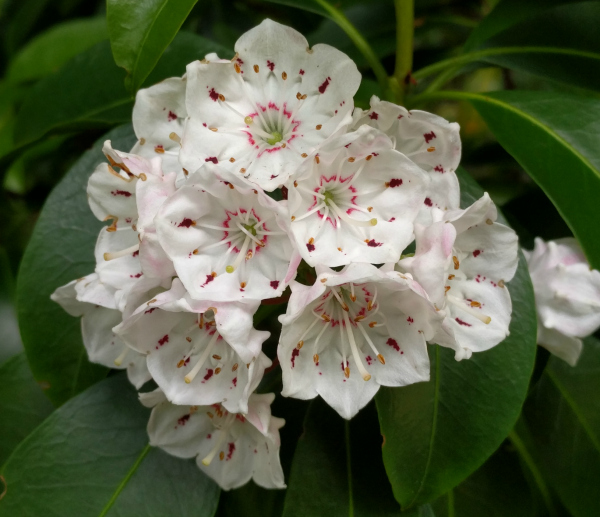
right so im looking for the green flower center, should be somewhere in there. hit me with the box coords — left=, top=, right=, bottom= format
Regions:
left=266, top=131, right=283, bottom=145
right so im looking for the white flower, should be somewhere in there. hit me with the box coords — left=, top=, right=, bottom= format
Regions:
left=286, top=125, right=426, bottom=267
left=115, top=279, right=270, bottom=413
left=155, top=166, right=300, bottom=302
left=130, top=76, right=188, bottom=185
left=525, top=237, right=600, bottom=366
left=141, top=389, right=285, bottom=491
left=397, top=194, right=519, bottom=360
left=353, top=96, right=461, bottom=224
left=278, top=263, right=441, bottom=419
left=50, top=273, right=151, bottom=388
left=180, top=18, right=361, bottom=191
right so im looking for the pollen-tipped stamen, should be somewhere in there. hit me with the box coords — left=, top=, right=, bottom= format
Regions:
left=226, top=234, right=252, bottom=273
left=328, top=200, right=377, bottom=227
left=342, top=311, right=371, bottom=381
left=114, top=346, right=129, bottom=366
left=447, top=295, right=492, bottom=324
left=184, top=331, right=220, bottom=383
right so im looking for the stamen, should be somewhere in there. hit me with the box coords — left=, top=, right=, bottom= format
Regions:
left=201, top=415, right=233, bottom=466
left=169, top=132, right=181, bottom=143
left=226, top=234, right=252, bottom=273
left=447, top=295, right=491, bottom=324
left=103, top=243, right=139, bottom=261
left=328, top=200, right=377, bottom=227
left=291, top=203, right=326, bottom=223
left=184, top=331, right=220, bottom=383
left=331, top=288, right=349, bottom=311
left=342, top=311, right=371, bottom=381
left=355, top=321, right=384, bottom=364
left=235, top=222, right=265, bottom=247
left=114, top=346, right=129, bottom=366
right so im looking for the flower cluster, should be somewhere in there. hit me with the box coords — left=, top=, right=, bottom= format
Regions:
left=525, top=237, right=600, bottom=366
left=52, top=19, right=519, bottom=490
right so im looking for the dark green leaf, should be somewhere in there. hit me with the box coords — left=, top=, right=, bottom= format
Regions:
left=283, top=399, right=432, bottom=516
left=0, top=374, right=220, bottom=516
left=521, top=336, right=600, bottom=517
left=477, top=2, right=600, bottom=91
left=458, top=91, right=600, bottom=270
left=431, top=444, right=539, bottom=517
left=6, top=17, right=108, bottom=84
left=375, top=167, right=537, bottom=509
left=0, top=353, right=53, bottom=465
left=464, top=0, right=581, bottom=51
left=261, top=0, right=388, bottom=21
left=107, top=0, right=199, bottom=92
left=13, top=32, right=231, bottom=147
left=16, top=125, right=137, bottom=406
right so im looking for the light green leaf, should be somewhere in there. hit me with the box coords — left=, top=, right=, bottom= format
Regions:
left=375, top=167, right=537, bottom=509
left=283, top=399, right=433, bottom=517
left=0, top=374, right=220, bottom=516
left=6, top=17, right=108, bottom=84
left=0, top=353, right=53, bottom=465
left=107, top=0, right=199, bottom=92
left=521, top=336, right=600, bottom=517
left=16, top=125, right=136, bottom=406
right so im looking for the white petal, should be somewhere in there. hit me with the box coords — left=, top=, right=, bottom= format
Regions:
left=537, top=326, right=582, bottom=366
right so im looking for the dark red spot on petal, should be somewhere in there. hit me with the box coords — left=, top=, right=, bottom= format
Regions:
left=455, top=318, right=472, bottom=327
left=307, top=243, right=315, bottom=252
left=388, top=178, right=403, bottom=188
left=132, top=250, right=139, bottom=257
left=201, top=274, right=215, bottom=287
left=270, top=280, right=280, bottom=289
left=129, top=273, right=143, bottom=278
left=434, top=165, right=444, bottom=173
left=232, top=377, right=237, bottom=387
left=177, top=414, right=190, bottom=426
left=386, top=338, right=400, bottom=351
left=178, top=218, right=194, bottom=228
left=267, top=60, right=275, bottom=71
left=144, top=307, right=157, bottom=314
left=208, top=88, right=219, bottom=101
left=205, top=157, right=218, bottom=164
left=424, top=197, right=433, bottom=207
left=158, top=334, right=169, bottom=346
left=318, top=77, right=331, bottom=94
left=299, top=69, right=305, bottom=75
left=203, top=369, right=214, bottom=381
left=473, top=250, right=482, bottom=257
left=424, top=131, right=436, bottom=143
left=168, top=111, right=177, bottom=121
left=291, top=348, right=300, bottom=368
left=366, top=239, right=382, bottom=247
left=226, top=442, right=235, bottom=460
left=111, top=190, right=132, bottom=197
left=369, top=112, right=379, bottom=120
left=407, top=317, right=414, bottom=323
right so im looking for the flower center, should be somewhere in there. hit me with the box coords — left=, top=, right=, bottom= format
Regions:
left=266, top=131, right=283, bottom=145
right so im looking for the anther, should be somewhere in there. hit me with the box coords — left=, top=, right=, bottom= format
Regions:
left=209, top=127, right=218, bottom=132
left=253, top=64, right=259, bottom=73
left=316, top=125, right=322, bottom=130
left=448, top=274, right=455, bottom=280
left=453, top=256, right=460, bottom=270
left=427, top=146, right=436, bottom=152
left=169, top=132, right=181, bottom=143
left=213, top=354, right=221, bottom=360
left=215, top=368, right=221, bottom=375
left=377, top=354, right=385, bottom=364
left=366, top=155, right=372, bottom=161
left=218, top=94, right=225, bottom=102
left=344, top=366, right=350, bottom=378
left=282, top=72, right=287, bottom=80
left=103, top=243, right=139, bottom=261
left=244, top=116, right=253, bottom=125
left=140, top=138, right=146, bottom=145
left=234, top=63, right=241, bottom=73
left=498, top=280, right=505, bottom=288
left=229, top=157, right=235, bottom=163
left=486, top=218, right=493, bottom=225
left=232, top=363, right=238, bottom=371
left=301, top=153, right=308, bottom=158
left=297, top=340, right=304, bottom=349
left=445, top=285, right=451, bottom=292
left=313, top=354, right=319, bottom=363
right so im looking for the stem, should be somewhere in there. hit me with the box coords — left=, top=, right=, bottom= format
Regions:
left=413, top=46, right=600, bottom=81
left=345, top=420, right=354, bottom=517
left=314, top=0, right=389, bottom=96
left=508, top=429, right=557, bottom=517
left=393, top=0, right=414, bottom=105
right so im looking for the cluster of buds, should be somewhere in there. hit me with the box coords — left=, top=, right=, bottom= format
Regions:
left=52, top=19, right=519, bottom=490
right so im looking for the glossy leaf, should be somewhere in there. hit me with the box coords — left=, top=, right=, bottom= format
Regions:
left=13, top=32, right=231, bottom=147
left=0, top=353, right=53, bottom=465
left=478, top=2, right=600, bottom=91
left=16, top=125, right=136, bottom=406
left=0, top=374, right=220, bottom=516
left=6, top=17, right=108, bottom=84
left=430, top=444, right=539, bottom=517
left=521, top=336, right=600, bottom=517
left=375, top=167, right=537, bottom=509
left=107, top=0, right=199, bottom=92
left=282, top=399, right=433, bottom=517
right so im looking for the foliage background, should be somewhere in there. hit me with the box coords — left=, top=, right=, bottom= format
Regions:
left=0, top=0, right=599, bottom=515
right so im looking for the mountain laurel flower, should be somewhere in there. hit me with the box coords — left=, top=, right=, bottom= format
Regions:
left=180, top=19, right=361, bottom=191
left=142, top=389, right=285, bottom=490
left=397, top=194, right=518, bottom=360
left=353, top=96, right=461, bottom=225
left=115, top=279, right=270, bottom=413
left=278, top=263, right=441, bottom=419
left=524, top=237, right=600, bottom=366
left=286, top=125, right=427, bottom=267
left=51, top=273, right=151, bottom=388
left=155, top=167, right=299, bottom=302
left=130, top=76, right=189, bottom=185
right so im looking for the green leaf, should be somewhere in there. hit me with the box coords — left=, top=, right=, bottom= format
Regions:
left=476, top=2, right=600, bottom=91
left=6, top=17, right=108, bottom=84
left=0, top=353, right=53, bottom=465
left=13, top=32, right=231, bottom=147
left=520, top=336, right=600, bottom=517
left=0, top=374, right=220, bottom=516
left=416, top=90, right=600, bottom=271
left=430, top=444, right=539, bottom=517
left=16, top=125, right=137, bottom=406
left=375, top=167, right=537, bottom=509
left=464, top=0, right=581, bottom=51
left=107, top=0, right=199, bottom=93
left=283, top=399, right=433, bottom=517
